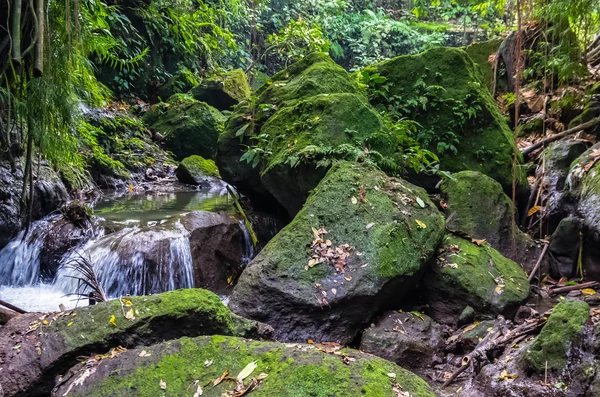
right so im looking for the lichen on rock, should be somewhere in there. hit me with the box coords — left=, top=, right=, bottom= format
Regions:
left=190, top=68, right=251, bottom=111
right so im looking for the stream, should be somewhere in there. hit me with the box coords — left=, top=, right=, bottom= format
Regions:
left=0, top=185, right=252, bottom=312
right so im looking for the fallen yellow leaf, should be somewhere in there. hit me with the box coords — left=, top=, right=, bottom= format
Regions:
left=67, top=322, right=73, bottom=327
left=415, top=219, right=426, bottom=229
left=528, top=205, right=542, bottom=216
left=109, top=315, right=118, bottom=327
left=582, top=288, right=597, bottom=295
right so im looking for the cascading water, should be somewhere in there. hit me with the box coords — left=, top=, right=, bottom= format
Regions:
left=55, top=220, right=195, bottom=297
left=0, top=219, right=50, bottom=286
left=0, top=186, right=250, bottom=312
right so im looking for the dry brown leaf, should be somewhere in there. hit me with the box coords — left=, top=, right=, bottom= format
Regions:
left=159, top=379, right=166, bottom=390
left=527, top=205, right=542, bottom=216
left=213, top=369, right=229, bottom=386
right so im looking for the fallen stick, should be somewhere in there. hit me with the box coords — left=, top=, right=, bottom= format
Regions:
left=528, top=242, right=549, bottom=281
left=549, top=281, right=599, bottom=295
left=521, top=117, right=600, bottom=156
left=0, top=298, right=27, bottom=314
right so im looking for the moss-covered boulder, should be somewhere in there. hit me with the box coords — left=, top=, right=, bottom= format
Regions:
left=424, top=235, right=529, bottom=324
left=464, top=39, right=503, bottom=92
left=229, top=162, right=445, bottom=343
left=362, top=47, right=521, bottom=190
left=568, top=92, right=600, bottom=136
left=440, top=170, right=537, bottom=269
left=54, top=335, right=435, bottom=397
left=522, top=300, right=589, bottom=373
left=78, top=111, right=173, bottom=188
left=144, top=94, right=226, bottom=160
left=216, top=53, right=390, bottom=216
left=176, top=155, right=220, bottom=186
left=190, top=69, right=251, bottom=111
left=0, top=289, right=271, bottom=397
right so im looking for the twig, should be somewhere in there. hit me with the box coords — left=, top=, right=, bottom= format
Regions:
left=521, top=117, right=600, bottom=156
left=0, top=298, right=27, bottom=314
left=528, top=242, right=549, bottom=281
left=549, top=281, right=599, bottom=295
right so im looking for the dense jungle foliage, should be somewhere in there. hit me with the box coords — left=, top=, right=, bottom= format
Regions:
left=0, top=0, right=598, bottom=217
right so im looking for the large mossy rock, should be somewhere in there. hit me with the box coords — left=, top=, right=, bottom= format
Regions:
left=176, top=155, right=220, bottom=186
left=424, top=235, right=529, bottom=324
left=79, top=111, right=173, bottom=189
left=144, top=94, right=226, bottom=160
left=216, top=52, right=389, bottom=216
left=53, top=335, right=435, bottom=397
left=362, top=47, right=521, bottom=190
left=229, top=162, right=445, bottom=344
left=522, top=300, right=589, bottom=373
left=464, top=39, right=503, bottom=91
left=440, top=170, right=537, bottom=269
left=0, top=289, right=271, bottom=397
left=190, top=68, right=251, bottom=111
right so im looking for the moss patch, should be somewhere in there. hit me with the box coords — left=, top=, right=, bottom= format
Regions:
left=523, top=300, right=589, bottom=373
left=362, top=47, right=521, bottom=190
left=425, top=234, right=529, bottom=323
left=144, top=95, right=225, bottom=160
left=62, top=336, right=435, bottom=397
left=190, top=69, right=251, bottom=111
left=176, top=155, right=220, bottom=185
left=463, top=39, right=503, bottom=91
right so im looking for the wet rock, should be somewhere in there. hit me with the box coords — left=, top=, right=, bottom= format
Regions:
left=570, top=143, right=600, bottom=280
left=53, top=335, right=435, bottom=397
left=0, top=307, right=16, bottom=326
left=424, top=235, right=529, bottom=325
left=0, top=289, right=271, bottom=397
left=217, top=53, right=388, bottom=216
left=0, top=160, right=68, bottom=248
left=181, top=211, right=246, bottom=295
left=229, top=162, right=445, bottom=344
left=522, top=299, right=589, bottom=373
left=548, top=216, right=582, bottom=279
left=40, top=219, right=88, bottom=280
left=360, top=311, right=444, bottom=370
left=458, top=306, right=475, bottom=326
left=440, top=170, right=538, bottom=270
left=175, top=155, right=221, bottom=186
left=537, top=140, right=588, bottom=233
left=362, top=47, right=522, bottom=191
left=190, top=69, right=251, bottom=111
left=144, top=94, right=225, bottom=160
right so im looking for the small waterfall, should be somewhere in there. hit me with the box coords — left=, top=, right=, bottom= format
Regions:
left=238, top=220, right=255, bottom=266
left=55, top=220, right=195, bottom=298
left=0, top=220, right=49, bottom=286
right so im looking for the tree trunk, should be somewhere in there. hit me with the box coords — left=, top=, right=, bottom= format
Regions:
left=11, top=0, right=23, bottom=65
left=33, top=0, right=44, bottom=77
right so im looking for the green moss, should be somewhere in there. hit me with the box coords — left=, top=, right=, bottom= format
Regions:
left=426, top=235, right=529, bottom=316
left=144, top=96, right=226, bottom=160
left=463, top=39, right=503, bottom=91
left=67, top=336, right=435, bottom=397
left=411, top=21, right=452, bottom=32
left=256, top=52, right=362, bottom=108
left=523, top=300, right=589, bottom=373
left=48, top=289, right=249, bottom=352
left=190, top=69, right=251, bottom=110
left=362, top=47, right=521, bottom=190
left=180, top=155, right=220, bottom=177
